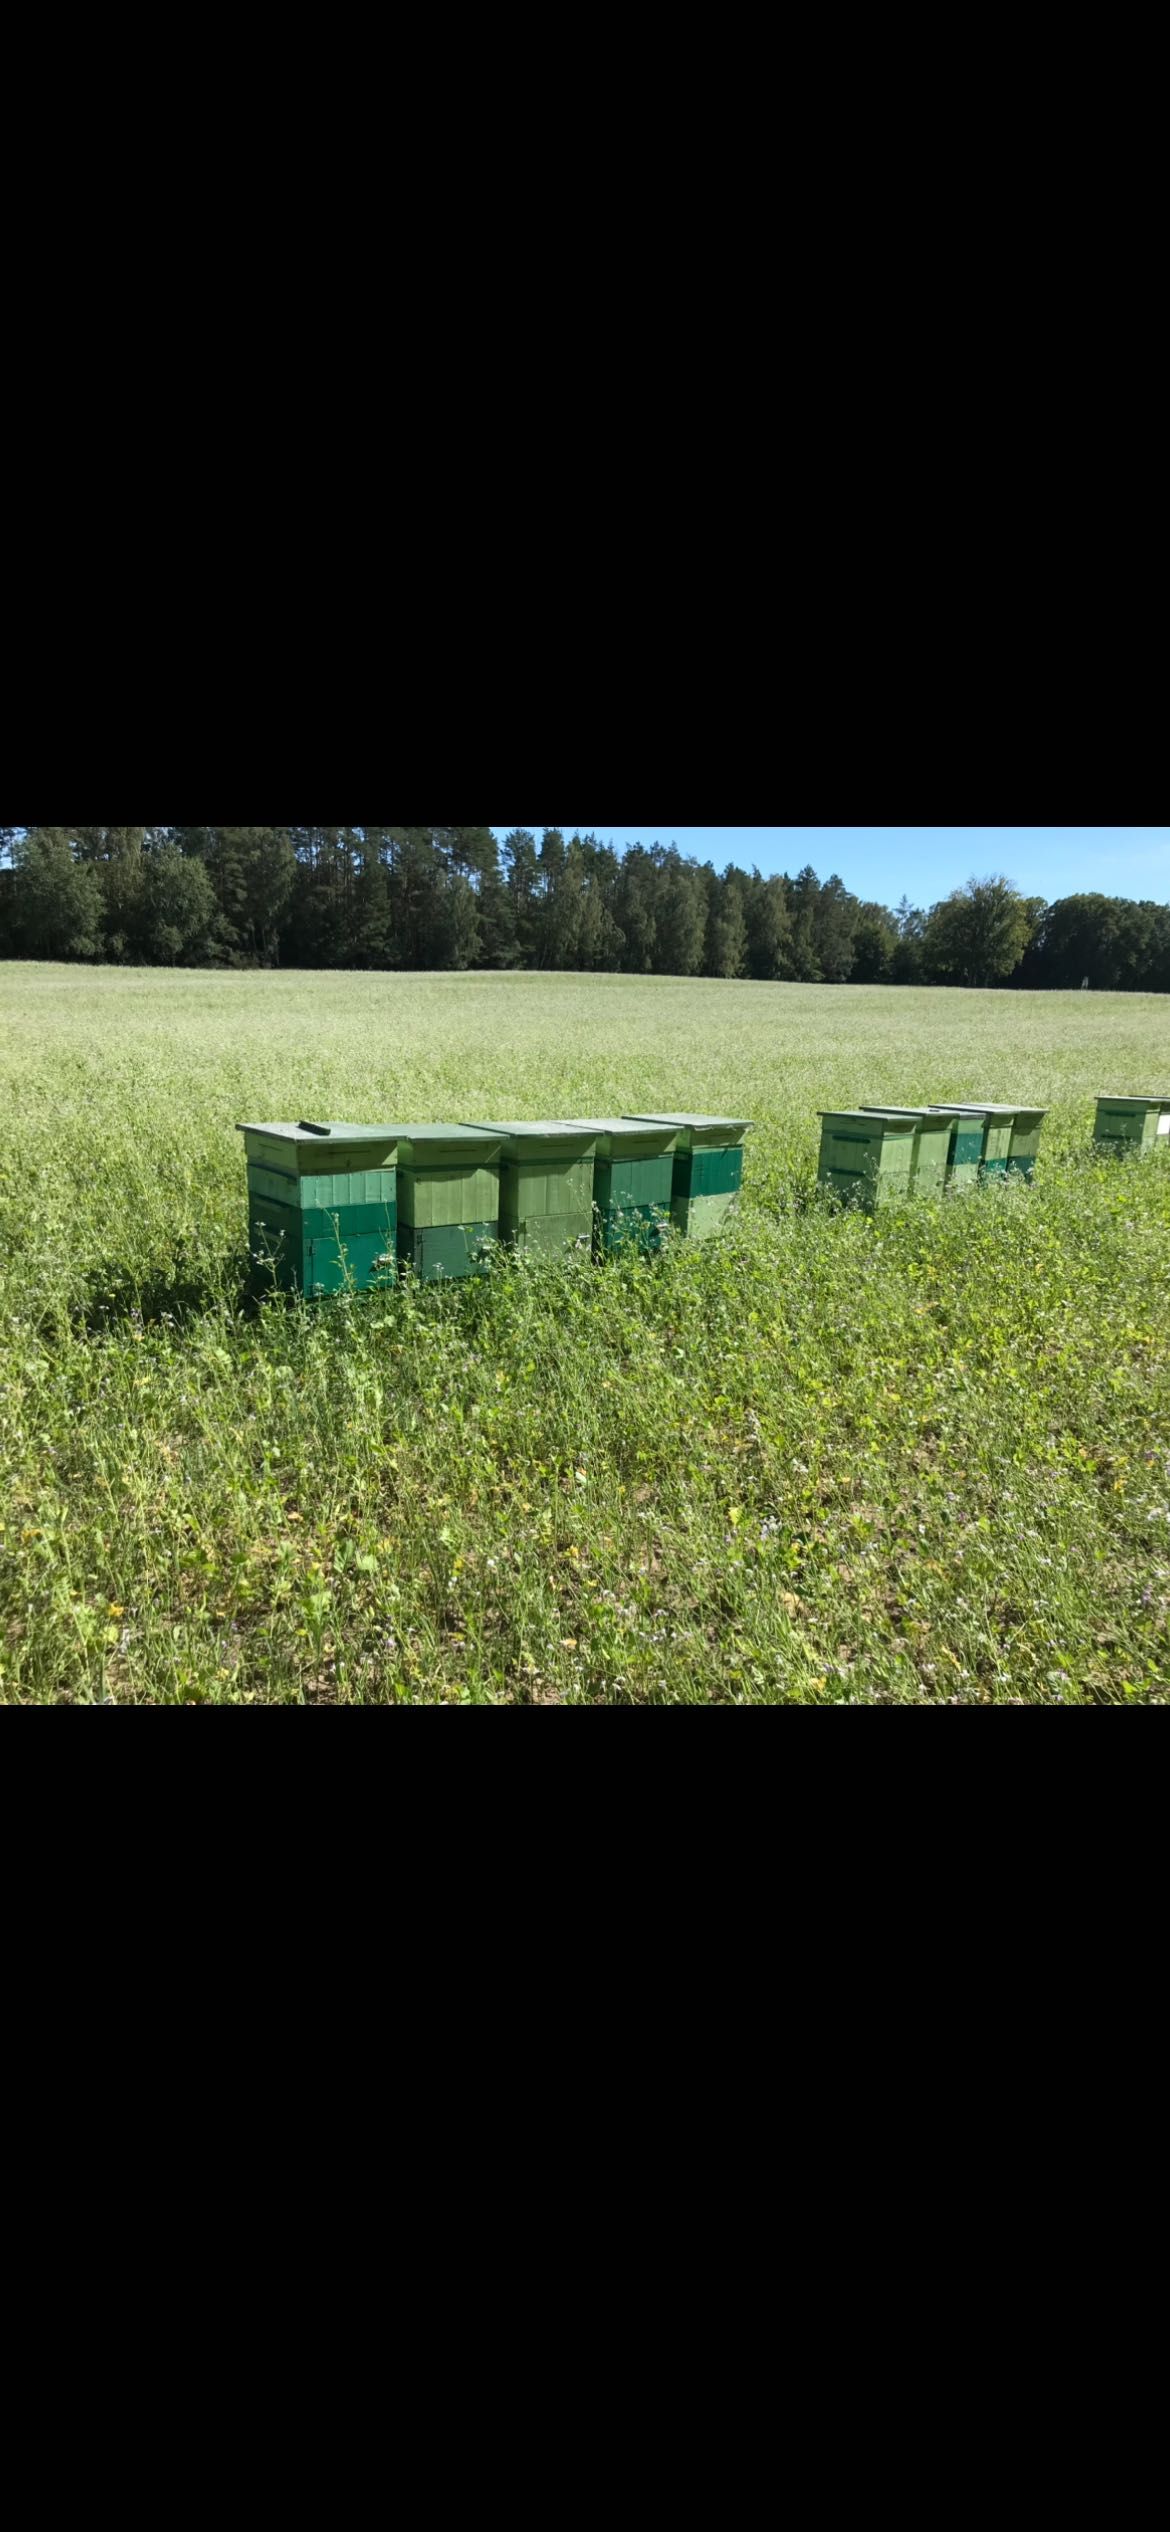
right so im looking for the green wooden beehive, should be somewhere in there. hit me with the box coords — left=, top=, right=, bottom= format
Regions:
left=238, top=1122, right=400, bottom=1296
left=465, top=1123, right=598, bottom=1255
left=1094, top=1096, right=1170, bottom=1157
left=553, top=1119, right=678, bottom=1255
left=624, top=1115, right=754, bottom=1240
left=860, top=1109, right=952, bottom=1197
left=928, top=1105, right=1013, bottom=1181
left=817, top=1110, right=918, bottom=1210
left=391, top=1127, right=504, bottom=1280
left=945, top=1103, right=1047, bottom=1182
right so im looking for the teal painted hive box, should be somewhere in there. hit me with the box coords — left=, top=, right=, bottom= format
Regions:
left=552, top=1120, right=679, bottom=1255
left=239, top=1123, right=400, bottom=1295
left=465, top=1123, right=599, bottom=1255
left=625, top=1115, right=754, bottom=1239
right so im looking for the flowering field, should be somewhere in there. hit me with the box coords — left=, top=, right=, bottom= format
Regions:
left=2, top=963, right=1169, bottom=1705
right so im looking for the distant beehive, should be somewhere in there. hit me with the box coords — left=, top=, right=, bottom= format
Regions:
left=1094, top=1096, right=1170, bottom=1156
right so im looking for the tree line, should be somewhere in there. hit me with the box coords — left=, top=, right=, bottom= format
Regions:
left=1, top=826, right=1168, bottom=992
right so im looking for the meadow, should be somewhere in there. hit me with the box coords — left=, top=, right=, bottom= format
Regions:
left=2, top=963, right=1169, bottom=1707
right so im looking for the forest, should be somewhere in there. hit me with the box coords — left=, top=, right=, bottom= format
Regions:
left=2, top=825, right=1167, bottom=991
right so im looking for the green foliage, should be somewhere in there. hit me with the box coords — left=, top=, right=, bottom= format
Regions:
left=923, top=876, right=1035, bottom=988
left=1, top=829, right=1167, bottom=993
left=1026, top=893, right=1170, bottom=993
left=2, top=968, right=1169, bottom=1708
left=10, top=830, right=105, bottom=959
left=141, top=847, right=217, bottom=965
left=706, top=869, right=749, bottom=979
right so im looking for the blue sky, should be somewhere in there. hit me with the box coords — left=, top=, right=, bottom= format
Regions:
left=490, top=828, right=1170, bottom=907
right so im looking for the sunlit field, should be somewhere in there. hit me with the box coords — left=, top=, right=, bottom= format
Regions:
left=2, top=964, right=1169, bottom=1706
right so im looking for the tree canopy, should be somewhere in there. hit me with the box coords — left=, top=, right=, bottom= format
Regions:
left=1, top=826, right=1167, bottom=990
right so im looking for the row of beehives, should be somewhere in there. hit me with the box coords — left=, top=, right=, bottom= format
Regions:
left=239, top=1115, right=753, bottom=1293
left=817, top=1094, right=1170, bottom=1210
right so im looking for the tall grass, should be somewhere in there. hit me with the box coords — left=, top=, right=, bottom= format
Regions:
left=2, top=966, right=1168, bottom=1704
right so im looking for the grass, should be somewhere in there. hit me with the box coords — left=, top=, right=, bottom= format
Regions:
left=2, top=963, right=1169, bottom=1706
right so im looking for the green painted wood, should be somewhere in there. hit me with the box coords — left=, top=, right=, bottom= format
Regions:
left=1094, top=1098, right=1170, bottom=1154
left=294, top=1202, right=396, bottom=1242
left=248, top=1199, right=302, bottom=1290
left=506, top=1211, right=594, bottom=1255
left=980, top=1118, right=1014, bottom=1173
left=688, top=1145, right=745, bottom=1198
left=928, top=1108, right=1012, bottom=1181
left=465, top=1123, right=600, bottom=1163
left=248, top=1194, right=397, bottom=1295
left=942, top=1104, right=1047, bottom=1181
left=817, top=1112, right=916, bottom=1211
left=555, top=1120, right=679, bottom=1164
left=392, top=1128, right=505, bottom=1171
left=943, top=1117, right=984, bottom=1186
left=862, top=1110, right=952, bottom=1197
left=1005, top=1114, right=1046, bottom=1179
left=306, top=1234, right=396, bottom=1296
left=596, top=1201, right=671, bottom=1257
left=908, top=1116, right=952, bottom=1196
left=625, top=1114, right=753, bottom=1149
left=675, top=1189, right=740, bottom=1241
left=239, top=1125, right=401, bottom=1175
left=500, top=1158, right=595, bottom=1225
left=398, top=1164, right=502, bottom=1229
left=248, top=1165, right=397, bottom=1212
left=593, top=1151, right=676, bottom=1214
left=397, top=1221, right=498, bottom=1281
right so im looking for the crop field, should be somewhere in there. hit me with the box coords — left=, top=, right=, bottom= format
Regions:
left=2, top=964, right=1169, bottom=1707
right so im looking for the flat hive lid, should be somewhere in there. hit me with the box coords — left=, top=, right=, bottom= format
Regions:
left=820, top=1109, right=917, bottom=1127
left=861, top=1106, right=946, bottom=1118
left=625, top=1113, right=754, bottom=1135
left=553, top=1116, right=678, bottom=1145
left=1098, top=1094, right=1170, bottom=1106
left=947, top=1102, right=1048, bottom=1118
left=467, top=1121, right=600, bottom=1152
left=238, top=1121, right=402, bottom=1148
left=389, top=1125, right=505, bottom=1162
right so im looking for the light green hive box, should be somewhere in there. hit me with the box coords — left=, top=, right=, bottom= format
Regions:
left=1094, top=1096, right=1170, bottom=1157
left=464, top=1124, right=599, bottom=1255
left=817, top=1110, right=918, bottom=1211
left=552, top=1119, right=679, bottom=1255
left=624, top=1114, right=754, bottom=1238
left=238, top=1122, right=400, bottom=1296
left=860, top=1109, right=952, bottom=1198
left=389, top=1127, right=504, bottom=1280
